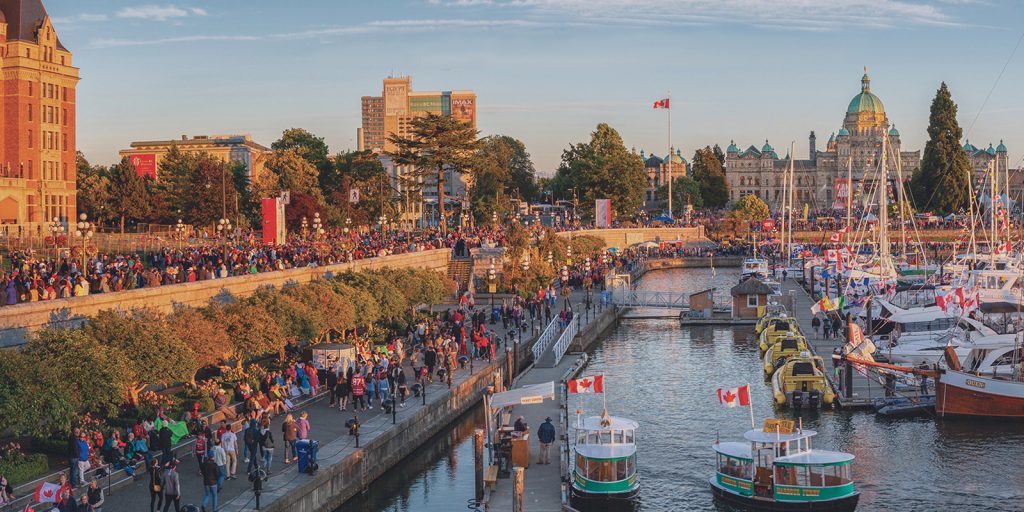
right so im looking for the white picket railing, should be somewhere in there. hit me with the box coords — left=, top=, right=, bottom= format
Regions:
left=551, top=313, right=582, bottom=367
left=610, top=288, right=690, bottom=309
left=531, top=314, right=562, bottom=362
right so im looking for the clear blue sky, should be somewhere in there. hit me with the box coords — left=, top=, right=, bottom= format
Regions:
left=50, top=0, right=1024, bottom=175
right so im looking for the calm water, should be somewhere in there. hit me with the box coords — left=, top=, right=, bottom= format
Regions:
left=342, top=268, right=1024, bottom=512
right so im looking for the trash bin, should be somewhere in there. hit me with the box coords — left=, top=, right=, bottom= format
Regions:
left=491, top=307, right=501, bottom=323
left=294, top=439, right=319, bottom=474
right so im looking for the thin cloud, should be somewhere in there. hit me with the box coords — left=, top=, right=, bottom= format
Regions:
left=52, top=13, right=109, bottom=25
left=91, top=18, right=547, bottom=48
left=116, top=5, right=205, bottom=22
left=433, top=0, right=962, bottom=29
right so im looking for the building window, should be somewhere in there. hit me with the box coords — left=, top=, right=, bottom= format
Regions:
left=27, top=104, right=32, bottom=121
left=63, top=108, right=68, bottom=126
left=25, top=49, right=29, bottom=58
left=63, top=134, right=67, bottom=152
left=60, top=56, right=65, bottom=65
left=63, top=87, right=67, bottom=101
left=28, top=82, right=32, bottom=96
left=747, top=295, right=759, bottom=308
left=28, top=129, right=32, bottom=148
left=63, top=163, right=68, bottom=181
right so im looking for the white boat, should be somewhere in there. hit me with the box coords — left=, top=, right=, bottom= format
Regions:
left=741, top=258, right=770, bottom=281
left=570, top=414, right=640, bottom=504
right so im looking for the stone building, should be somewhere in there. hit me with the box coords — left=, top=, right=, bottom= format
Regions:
left=0, top=0, right=80, bottom=226
left=725, top=72, right=920, bottom=212
left=119, top=134, right=270, bottom=180
left=638, top=149, right=688, bottom=208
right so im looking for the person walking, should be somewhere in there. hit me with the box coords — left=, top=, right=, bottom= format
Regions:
left=221, top=426, right=238, bottom=480
left=537, top=417, right=556, bottom=465
left=351, top=372, right=366, bottom=412
left=211, top=437, right=227, bottom=490
left=259, top=420, right=274, bottom=474
left=200, top=455, right=219, bottom=512
left=160, top=460, right=181, bottom=512
left=296, top=411, right=311, bottom=441
left=326, top=366, right=339, bottom=407
left=148, top=459, right=164, bottom=512
left=282, top=414, right=298, bottom=464
left=243, top=419, right=260, bottom=474
left=336, top=372, right=351, bottom=412
left=811, top=315, right=821, bottom=337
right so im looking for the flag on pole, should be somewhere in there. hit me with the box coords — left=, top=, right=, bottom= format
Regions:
left=34, top=481, right=61, bottom=503
left=568, top=374, right=604, bottom=394
left=717, top=385, right=751, bottom=408
left=829, top=232, right=842, bottom=243
left=653, top=98, right=670, bottom=109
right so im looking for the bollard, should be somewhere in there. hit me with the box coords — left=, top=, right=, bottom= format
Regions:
left=512, top=466, right=525, bottom=512
left=474, top=429, right=485, bottom=504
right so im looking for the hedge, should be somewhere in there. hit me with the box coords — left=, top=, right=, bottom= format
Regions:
left=0, top=452, right=49, bottom=486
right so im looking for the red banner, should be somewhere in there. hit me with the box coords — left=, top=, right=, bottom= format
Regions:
left=130, top=154, right=156, bottom=178
left=761, top=219, right=775, bottom=231
left=833, top=178, right=850, bottom=210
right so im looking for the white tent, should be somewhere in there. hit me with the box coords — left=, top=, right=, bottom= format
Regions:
left=489, top=381, right=556, bottom=409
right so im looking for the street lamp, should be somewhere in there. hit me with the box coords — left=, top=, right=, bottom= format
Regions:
left=312, top=212, right=323, bottom=240
left=547, top=250, right=553, bottom=266
left=492, top=211, right=498, bottom=227
left=567, top=245, right=573, bottom=266
left=217, top=217, right=232, bottom=265
left=48, top=216, right=63, bottom=261
left=344, top=217, right=351, bottom=235
left=175, top=219, right=186, bottom=250
left=301, top=216, right=309, bottom=239
left=74, top=214, right=93, bottom=278
left=488, top=259, right=496, bottom=312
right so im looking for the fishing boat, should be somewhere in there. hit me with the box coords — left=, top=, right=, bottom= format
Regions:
left=763, top=335, right=810, bottom=379
left=758, top=317, right=801, bottom=354
left=711, top=419, right=859, bottom=511
left=742, top=258, right=771, bottom=281
left=771, top=353, right=835, bottom=409
left=570, top=412, right=640, bottom=505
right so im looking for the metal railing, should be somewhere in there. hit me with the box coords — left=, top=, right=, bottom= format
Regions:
left=551, top=297, right=612, bottom=366
left=610, top=288, right=690, bottom=309
left=531, top=313, right=562, bottom=362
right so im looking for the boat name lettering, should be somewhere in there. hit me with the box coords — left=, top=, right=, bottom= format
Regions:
left=721, top=477, right=737, bottom=487
left=801, top=489, right=820, bottom=497
left=965, top=379, right=986, bottom=389
left=776, top=486, right=801, bottom=496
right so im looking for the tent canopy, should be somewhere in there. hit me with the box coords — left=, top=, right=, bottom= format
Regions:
left=489, top=381, right=556, bottom=409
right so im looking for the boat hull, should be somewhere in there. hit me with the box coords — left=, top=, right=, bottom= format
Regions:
left=936, top=371, right=1024, bottom=418
left=570, top=484, right=640, bottom=510
left=710, top=479, right=859, bottom=511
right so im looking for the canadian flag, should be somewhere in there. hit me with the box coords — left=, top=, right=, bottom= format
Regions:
left=717, top=385, right=751, bottom=408
left=34, top=481, right=61, bottom=503
left=829, top=232, right=842, bottom=243
left=995, top=241, right=1012, bottom=255
left=568, top=375, right=604, bottom=394
left=936, top=292, right=951, bottom=311
left=839, top=226, right=851, bottom=233
left=653, top=98, right=670, bottom=109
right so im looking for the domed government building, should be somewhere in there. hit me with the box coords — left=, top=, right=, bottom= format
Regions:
left=723, top=71, right=1008, bottom=211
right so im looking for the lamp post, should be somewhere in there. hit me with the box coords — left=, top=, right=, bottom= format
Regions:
left=74, top=214, right=93, bottom=279
left=174, top=219, right=186, bottom=250
left=344, top=217, right=351, bottom=236
left=488, top=259, right=496, bottom=311
left=312, top=212, right=323, bottom=241
left=48, top=216, right=63, bottom=261
left=547, top=250, right=553, bottom=267
left=301, top=216, right=309, bottom=240
left=567, top=245, right=573, bottom=266
left=585, top=257, right=593, bottom=312
left=217, top=217, right=232, bottom=265
left=492, top=211, right=498, bottom=227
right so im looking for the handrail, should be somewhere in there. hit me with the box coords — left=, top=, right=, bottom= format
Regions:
left=610, top=288, right=690, bottom=309
left=531, top=314, right=561, bottom=362
left=551, top=313, right=581, bottom=367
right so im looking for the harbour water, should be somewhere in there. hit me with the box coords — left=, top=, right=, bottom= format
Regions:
left=341, top=268, right=1024, bottom=512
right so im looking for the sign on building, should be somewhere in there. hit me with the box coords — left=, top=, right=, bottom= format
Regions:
left=130, top=154, right=157, bottom=178
left=833, top=178, right=850, bottom=210
left=595, top=199, right=612, bottom=228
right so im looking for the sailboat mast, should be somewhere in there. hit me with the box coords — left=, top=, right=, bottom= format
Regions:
left=991, top=160, right=997, bottom=267
left=780, top=145, right=789, bottom=267
left=878, top=133, right=892, bottom=277
left=788, top=142, right=796, bottom=269
left=895, top=141, right=907, bottom=258
left=847, top=156, right=853, bottom=238
left=968, top=169, right=978, bottom=258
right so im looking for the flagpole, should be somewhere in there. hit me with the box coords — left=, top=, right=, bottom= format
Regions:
left=667, top=91, right=673, bottom=219
left=602, top=374, right=608, bottom=414
left=747, top=382, right=755, bottom=429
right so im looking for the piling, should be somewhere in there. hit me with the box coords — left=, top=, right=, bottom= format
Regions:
left=512, top=467, right=525, bottom=512
left=474, top=429, right=484, bottom=503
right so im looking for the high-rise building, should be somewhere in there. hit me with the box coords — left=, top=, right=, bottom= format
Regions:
left=358, top=75, right=476, bottom=153
left=0, top=0, right=80, bottom=226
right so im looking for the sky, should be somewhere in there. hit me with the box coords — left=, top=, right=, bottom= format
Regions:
left=48, top=0, right=1024, bottom=175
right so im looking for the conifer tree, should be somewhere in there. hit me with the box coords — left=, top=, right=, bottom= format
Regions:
left=912, top=82, right=972, bottom=214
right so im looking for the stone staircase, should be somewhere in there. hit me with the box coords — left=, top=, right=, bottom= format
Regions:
left=447, top=258, right=474, bottom=293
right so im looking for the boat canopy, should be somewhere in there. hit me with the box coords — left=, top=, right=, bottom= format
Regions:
left=743, top=429, right=816, bottom=444
left=578, top=415, right=638, bottom=432
left=712, top=441, right=752, bottom=461
left=489, top=381, right=555, bottom=409
left=576, top=444, right=638, bottom=460
left=775, top=450, right=854, bottom=466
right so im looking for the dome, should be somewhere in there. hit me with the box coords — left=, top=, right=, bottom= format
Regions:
left=827, top=132, right=835, bottom=143
left=761, top=140, right=774, bottom=153
left=727, top=140, right=739, bottom=153
left=664, top=151, right=685, bottom=165
left=986, top=143, right=996, bottom=156
left=837, top=127, right=850, bottom=136
left=963, top=140, right=977, bottom=152
left=847, top=71, right=885, bottom=115
left=888, top=125, right=899, bottom=136
left=644, top=154, right=663, bottom=168
left=997, top=140, right=1007, bottom=153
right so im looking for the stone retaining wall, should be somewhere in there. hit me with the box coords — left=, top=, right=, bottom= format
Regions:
left=0, top=249, right=451, bottom=347
left=561, top=227, right=706, bottom=248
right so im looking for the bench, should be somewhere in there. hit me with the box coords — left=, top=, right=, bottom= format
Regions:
left=484, top=464, right=499, bottom=490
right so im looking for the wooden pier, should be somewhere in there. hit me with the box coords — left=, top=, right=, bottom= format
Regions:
left=781, top=278, right=889, bottom=409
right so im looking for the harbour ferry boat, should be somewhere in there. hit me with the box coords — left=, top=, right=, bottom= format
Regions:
left=570, top=411, right=640, bottom=506
left=711, top=419, right=859, bottom=511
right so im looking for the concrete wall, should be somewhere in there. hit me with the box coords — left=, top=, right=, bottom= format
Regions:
left=644, top=256, right=742, bottom=270
left=561, top=227, right=706, bottom=248
left=0, top=249, right=451, bottom=347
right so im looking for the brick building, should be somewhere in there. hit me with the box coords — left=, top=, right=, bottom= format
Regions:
left=0, top=0, right=79, bottom=226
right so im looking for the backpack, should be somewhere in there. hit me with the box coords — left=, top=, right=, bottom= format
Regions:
left=244, top=426, right=258, bottom=446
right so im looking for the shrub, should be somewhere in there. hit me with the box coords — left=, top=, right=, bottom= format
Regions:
left=0, top=443, right=49, bottom=486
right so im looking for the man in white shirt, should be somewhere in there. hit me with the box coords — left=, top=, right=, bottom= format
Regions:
left=221, top=428, right=238, bottom=480
left=212, top=437, right=229, bottom=488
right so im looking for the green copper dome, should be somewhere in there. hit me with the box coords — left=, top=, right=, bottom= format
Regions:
left=838, top=127, right=850, bottom=136
left=761, top=140, right=774, bottom=153
left=664, top=150, right=686, bottom=165
left=888, top=125, right=899, bottom=136
left=847, top=72, right=885, bottom=115
left=997, top=140, right=1007, bottom=153
left=727, top=140, right=739, bottom=153
left=986, top=143, right=996, bottom=156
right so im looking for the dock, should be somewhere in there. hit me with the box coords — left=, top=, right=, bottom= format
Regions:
left=781, top=277, right=889, bottom=408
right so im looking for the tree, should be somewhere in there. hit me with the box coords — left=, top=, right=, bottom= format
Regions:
left=690, top=146, right=730, bottom=208
left=729, top=194, right=771, bottom=232
left=254, top=148, right=323, bottom=203
left=152, top=146, right=194, bottom=222
left=712, top=144, right=726, bottom=168
left=272, top=128, right=330, bottom=172
left=386, top=113, right=479, bottom=233
left=23, top=328, right=129, bottom=419
left=912, top=83, right=972, bottom=214
left=325, top=151, right=393, bottom=223
left=336, top=271, right=405, bottom=324
left=0, top=350, right=75, bottom=436
left=86, top=309, right=196, bottom=403
left=187, top=154, right=241, bottom=226
left=551, top=123, right=646, bottom=217
left=218, top=302, right=286, bottom=365
left=107, top=157, right=150, bottom=233
left=286, top=280, right=356, bottom=342
left=247, top=287, right=324, bottom=344
left=657, top=176, right=703, bottom=216
left=331, top=280, right=380, bottom=331
left=471, top=136, right=537, bottom=222
left=76, top=152, right=110, bottom=224
left=168, top=308, right=232, bottom=372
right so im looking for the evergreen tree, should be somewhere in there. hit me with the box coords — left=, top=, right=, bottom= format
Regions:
left=913, top=82, right=972, bottom=214
left=551, top=123, right=646, bottom=217
left=656, top=176, right=703, bottom=216
left=471, top=135, right=537, bottom=223
left=107, top=157, right=150, bottom=233
left=690, top=146, right=730, bottom=207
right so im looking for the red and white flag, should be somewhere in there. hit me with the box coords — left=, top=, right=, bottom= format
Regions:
left=653, top=98, right=670, bottom=109
left=568, top=374, right=604, bottom=394
left=717, top=385, right=751, bottom=408
left=34, top=481, right=61, bottom=503
left=829, top=232, right=842, bottom=243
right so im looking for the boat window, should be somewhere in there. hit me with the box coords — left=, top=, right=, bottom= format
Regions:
left=718, top=455, right=748, bottom=478
left=792, top=362, right=815, bottom=376
left=587, top=432, right=599, bottom=444
left=781, top=339, right=798, bottom=351
left=612, top=430, right=624, bottom=443
left=993, top=348, right=1023, bottom=367
left=600, top=431, right=611, bottom=444
left=596, top=460, right=614, bottom=482
left=627, top=454, right=636, bottom=477
left=822, top=464, right=852, bottom=486
left=774, top=465, right=797, bottom=485
left=616, top=459, right=628, bottom=480
left=624, top=430, right=634, bottom=443
left=808, top=465, right=825, bottom=487
left=576, top=453, right=586, bottom=473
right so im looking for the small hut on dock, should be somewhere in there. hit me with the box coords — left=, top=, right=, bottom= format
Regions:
left=730, top=278, right=774, bottom=319
left=688, top=288, right=715, bottom=318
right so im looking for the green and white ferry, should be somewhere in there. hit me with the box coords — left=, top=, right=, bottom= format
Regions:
left=711, top=421, right=859, bottom=511
left=570, top=413, right=640, bottom=506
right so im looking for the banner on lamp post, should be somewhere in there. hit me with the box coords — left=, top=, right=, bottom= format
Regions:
left=595, top=199, right=612, bottom=228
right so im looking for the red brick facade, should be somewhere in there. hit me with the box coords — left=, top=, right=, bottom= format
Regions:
left=0, top=0, right=79, bottom=226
